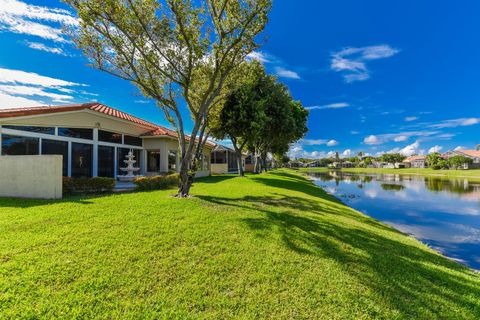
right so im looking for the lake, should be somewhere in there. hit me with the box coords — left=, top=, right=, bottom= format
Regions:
left=308, top=171, right=480, bottom=270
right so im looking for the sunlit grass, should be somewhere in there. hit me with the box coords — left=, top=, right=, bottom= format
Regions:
left=1, top=170, right=479, bottom=318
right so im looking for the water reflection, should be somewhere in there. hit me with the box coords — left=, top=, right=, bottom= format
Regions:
left=308, top=171, right=480, bottom=270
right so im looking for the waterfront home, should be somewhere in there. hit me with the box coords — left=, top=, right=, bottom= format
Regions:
left=210, top=144, right=247, bottom=174
left=443, top=149, right=480, bottom=169
left=404, top=155, right=427, bottom=168
left=288, top=160, right=305, bottom=168
left=0, top=103, right=213, bottom=179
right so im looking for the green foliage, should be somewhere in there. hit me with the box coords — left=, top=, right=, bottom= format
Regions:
left=448, top=155, right=473, bottom=169
left=63, top=177, right=115, bottom=194
left=1, top=171, right=479, bottom=318
left=431, top=159, right=449, bottom=170
left=380, top=153, right=406, bottom=164
left=65, top=0, right=272, bottom=195
left=134, top=173, right=179, bottom=191
left=426, top=152, right=442, bottom=167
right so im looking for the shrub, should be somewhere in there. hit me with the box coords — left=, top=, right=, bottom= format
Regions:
left=63, top=177, right=115, bottom=195
left=432, top=160, right=449, bottom=170
left=133, top=173, right=179, bottom=191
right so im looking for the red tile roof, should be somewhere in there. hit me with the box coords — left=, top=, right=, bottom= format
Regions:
left=458, top=150, right=480, bottom=158
left=0, top=102, right=214, bottom=147
left=405, top=155, right=426, bottom=162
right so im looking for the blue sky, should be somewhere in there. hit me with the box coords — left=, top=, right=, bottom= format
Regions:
left=0, top=0, right=479, bottom=158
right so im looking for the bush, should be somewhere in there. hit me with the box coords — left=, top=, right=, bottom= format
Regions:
left=431, top=160, right=448, bottom=170
left=63, top=177, right=115, bottom=195
left=134, top=173, right=179, bottom=191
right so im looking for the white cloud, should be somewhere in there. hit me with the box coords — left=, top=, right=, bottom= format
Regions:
left=342, top=149, right=352, bottom=157
left=0, top=92, right=43, bottom=109
left=24, top=41, right=70, bottom=56
left=454, top=146, right=465, bottom=151
left=385, top=141, right=422, bottom=156
left=405, top=116, right=418, bottom=122
left=428, top=145, right=443, bottom=154
left=0, top=67, right=82, bottom=87
left=350, top=130, right=359, bottom=135
left=0, top=85, right=73, bottom=103
left=246, top=51, right=270, bottom=63
left=326, top=139, right=338, bottom=147
left=363, top=130, right=439, bottom=145
left=331, top=44, right=399, bottom=82
left=429, top=118, right=480, bottom=129
left=305, top=102, right=350, bottom=111
left=0, top=0, right=78, bottom=43
left=300, top=138, right=339, bottom=147
left=0, top=67, right=86, bottom=108
left=275, top=67, right=301, bottom=80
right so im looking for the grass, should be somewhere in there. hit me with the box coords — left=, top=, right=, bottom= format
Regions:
left=300, top=167, right=480, bottom=182
left=1, top=170, right=479, bottom=319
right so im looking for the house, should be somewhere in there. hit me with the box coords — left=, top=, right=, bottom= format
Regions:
left=404, top=155, right=427, bottom=168
left=443, top=150, right=480, bottom=169
left=210, top=144, right=246, bottom=174
left=371, top=161, right=393, bottom=169
left=0, top=102, right=213, bottom=179
left=306, top=160, right=322, bottom=167
left=288, top=160, right=305, bottom=168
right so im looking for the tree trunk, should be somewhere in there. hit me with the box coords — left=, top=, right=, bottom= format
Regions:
left=232, top=142, right=245, bottom=177
left=177, top=166, right=194, bottom=197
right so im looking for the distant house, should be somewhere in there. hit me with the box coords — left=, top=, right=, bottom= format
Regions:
left=371, top=161, right=394, bottom=169
left=288, top=160, right=305, bottom=168
left=306, top=160, right=322, bottom=167
left=211, top=144, right=245, bottom=174
left=443, top=150, right=480, bottom=169
left=405, top=155, right=427, bottom=168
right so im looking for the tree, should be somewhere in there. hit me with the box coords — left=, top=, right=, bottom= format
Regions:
left=426, top=152, right=442, bottom=167
left=380, top=153, right=406, bottom=164
left=235, top=73, right=308, bottom=173
left=66, top=0, right=271, bottom=197
left=448, top=155, right=473, bottom=169
left=208, top=60, right=266, bottom=176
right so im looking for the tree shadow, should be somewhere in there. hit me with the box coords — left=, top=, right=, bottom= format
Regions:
left=197, top=191, right=480, bottom=318
left=195, top=175, right=238, bottom=184
left=0, top=195, right=95, bottom=208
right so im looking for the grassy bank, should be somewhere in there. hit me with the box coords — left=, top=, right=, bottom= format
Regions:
left=300, top=167, right=480, bottom=182
left=1, top=170, right=479, bottom=318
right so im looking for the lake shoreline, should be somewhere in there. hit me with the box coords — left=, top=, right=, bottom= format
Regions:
left=300, top=167, right=480, bottom=183
left=301, top=168, right=480, bottom=274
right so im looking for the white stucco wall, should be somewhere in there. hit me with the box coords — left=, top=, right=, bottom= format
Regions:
left=0, top=155, right=62, bottom=199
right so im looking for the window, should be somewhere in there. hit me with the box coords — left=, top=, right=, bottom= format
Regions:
left=42, top=139, right=68, bottom=176
left=1, top=134, right=39, bottom=155
left=147, top=150, right=160, bottom=172
left=2, top=125, right=54, bottom=135
left=98, top=130, right=122, bottom=144
left=168, top=150, right=177, bottom=171
left=211, top=151, right=227, bottom=164
left=124, top=135, right=143, bottom=147
left=58, top=127, right=93, bottom=140
left=98, top=145, right=115, bottom=177
left=245, top=155, right=253, bottom=165
left=71, top=142, right=93, bottom=177
left=118, top=148, right=140, bottom=175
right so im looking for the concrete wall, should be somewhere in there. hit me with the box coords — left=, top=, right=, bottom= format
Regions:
left=0, top=155, right=62, bottom=199
left=211, top=163, right=228, bottom=174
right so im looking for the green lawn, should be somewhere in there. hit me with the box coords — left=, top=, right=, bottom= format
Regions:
left=1, top=170, right=479, bottom=319
left=300, top=167, right=480, bottom=182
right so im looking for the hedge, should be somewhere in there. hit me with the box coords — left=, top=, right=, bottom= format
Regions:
left=63, top=177, right=115, bottom=195
left=133, top=173, right=179, bottom=191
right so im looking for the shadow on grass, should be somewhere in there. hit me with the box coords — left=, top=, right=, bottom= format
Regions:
left=0, top=195, right=95, bottom=208
left=195, top=175, right=238, bottom=184
left=198, top=180, right=480, bottom=318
